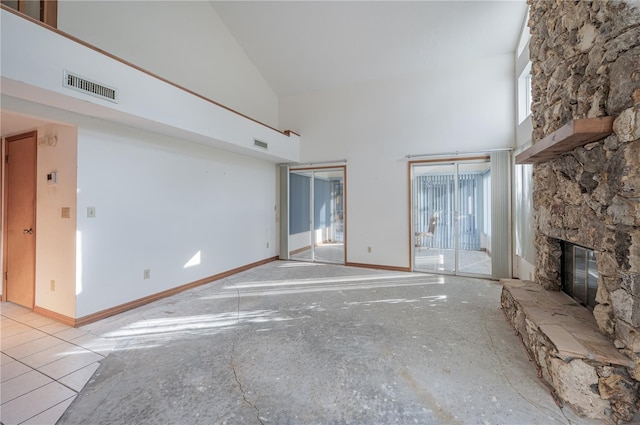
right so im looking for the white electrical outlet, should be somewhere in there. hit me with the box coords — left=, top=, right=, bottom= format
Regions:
left=267, top=242, right=270, bottom=248
left=367, top=246, right=372, bottom=253
left=143, top=269, right=151, bottom=280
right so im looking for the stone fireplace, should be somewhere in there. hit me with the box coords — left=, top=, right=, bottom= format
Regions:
left=502, top=1, right=640, bottom=423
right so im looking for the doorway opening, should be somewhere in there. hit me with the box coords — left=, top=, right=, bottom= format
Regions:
left=288, top=167, right=345, bottom=264
left=410, top=158, right=492, bottom=277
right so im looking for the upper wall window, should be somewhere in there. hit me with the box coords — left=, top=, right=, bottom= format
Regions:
left=517, top=62, right=532, bottom=124
left=1, top=0, right=57, bottom=27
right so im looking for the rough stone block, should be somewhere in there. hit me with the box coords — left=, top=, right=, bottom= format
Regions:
left=598, top=251, right=621, bottom=278
left=611, top=289, right=634, bottom=324
left=607, top=196, right=638, bottom=226
left=621, top=273, right=640, bottom=297
left=615, top=319, right=640, bottom=354
left=608, top=48, right=640, bottom=116
left=613, top=104, right=640, bottom=142
left=599, top=370, right=638, bottom=423
left=594, top=303, right=615, bottom=336
left=577, top=23, right=597, bottom=53
left=630, top=234, right=640, bottom=273
left=549, top=358, right=611, bottom=419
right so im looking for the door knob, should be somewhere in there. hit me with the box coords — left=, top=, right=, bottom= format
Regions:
left=23, top=228, right=33, bottom=235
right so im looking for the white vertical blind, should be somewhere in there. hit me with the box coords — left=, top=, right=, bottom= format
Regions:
left=491, top=151, right=512, bottom=279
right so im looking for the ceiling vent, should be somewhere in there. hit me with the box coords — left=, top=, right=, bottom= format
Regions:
left=63, top=70, right=118, bottom=103
left=254, top=139, right=268, bottom=150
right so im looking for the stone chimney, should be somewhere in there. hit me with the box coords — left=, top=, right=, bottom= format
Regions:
left=523, top=1, right=640, bottom=422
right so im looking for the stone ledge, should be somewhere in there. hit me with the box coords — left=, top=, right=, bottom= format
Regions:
left=502, top=279, right=632, bottom=367
left=501, top=279, right=637, bottom=423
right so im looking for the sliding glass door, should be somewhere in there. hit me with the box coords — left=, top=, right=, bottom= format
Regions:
left=411, top=160, right=492, bottom=277
left=289, top=168, right=345, bottom=264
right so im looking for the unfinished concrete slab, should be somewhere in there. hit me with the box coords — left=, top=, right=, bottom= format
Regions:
left=59, top=261, right=597, bottom=424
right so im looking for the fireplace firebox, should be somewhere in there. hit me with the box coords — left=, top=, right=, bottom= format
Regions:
left=561, top=241, right=598, bottom=310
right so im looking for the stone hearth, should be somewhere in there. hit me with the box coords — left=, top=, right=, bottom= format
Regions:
left=502, top=279, right=636, bottom=422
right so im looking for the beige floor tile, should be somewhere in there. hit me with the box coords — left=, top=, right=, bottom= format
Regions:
left=2, top=335, right=66, bottom=360
left=58, top=361, right=101, bottom=392
left=0, top=304, right=31, bottom=318
left=1, top=359, right=32, bottom=383
left=19, top=315, right=56, bottom=328
left=19, top=341, right=78, bottom=369
left=1, top=317, right=20, bottom=329
left=1, top=353, right=15, bottom=365
left=38, top=350, right=103, bottom=380
left=21, top=396, right=76, bottom=425
left=39, top=321, right=72, bottom=335
left=0, top=381, right=75, bottom=425
left=0, top=323, right=33, bottom=339
left=11, top=312, right=47, bottom=324
left=54, top=327, right=89, bottom=341
left=1, top=369, right=52, bottom=404
left=1, top=329, right=48, bottom=350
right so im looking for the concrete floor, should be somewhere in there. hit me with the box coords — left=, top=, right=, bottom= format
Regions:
left=58, top=261, right=596, bottom=425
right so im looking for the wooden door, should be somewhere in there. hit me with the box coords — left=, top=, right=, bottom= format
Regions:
left=5, top=131, right=37, bottom=308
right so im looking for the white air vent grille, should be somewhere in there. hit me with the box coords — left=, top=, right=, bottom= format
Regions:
left=63, top=71, right=118, bottom=103
left=254, top=139, right=268, bottom=149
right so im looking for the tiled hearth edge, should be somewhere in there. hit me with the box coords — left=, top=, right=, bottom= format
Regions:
left=501, top=279, right=638, bottom=424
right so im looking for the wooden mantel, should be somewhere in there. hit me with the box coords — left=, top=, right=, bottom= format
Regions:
left=515, top=116, right=615, bottom=164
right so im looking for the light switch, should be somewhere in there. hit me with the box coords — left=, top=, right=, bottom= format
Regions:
left=61, top=207, right=70, bottom=219
left=46, top=172, right=57, bottom=184
left=87, top=207, right=96, bottom=218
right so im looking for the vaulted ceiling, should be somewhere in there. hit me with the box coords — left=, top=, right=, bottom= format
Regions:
left=212, top=1, right=528, bottom=97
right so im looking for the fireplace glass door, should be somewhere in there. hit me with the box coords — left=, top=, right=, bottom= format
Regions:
left=561, top=242, right=598, bottom=309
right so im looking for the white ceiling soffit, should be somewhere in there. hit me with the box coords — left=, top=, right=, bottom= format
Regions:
left=212, top=1, right=528, bottom=97
left=1, top=109, right=52, bottom=138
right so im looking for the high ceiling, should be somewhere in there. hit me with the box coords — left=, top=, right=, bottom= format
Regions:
left=211, top=1, right=528, bottom=97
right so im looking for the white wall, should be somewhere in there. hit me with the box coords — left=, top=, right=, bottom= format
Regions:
left=1, top=9, right=298, bottom=164
left=75, top=119, right=277, bottom=317
left=35, top=124, right=77, bottom=317
left=513, top=15, right=536, bottom=280
left=57, top=0, right=279, bottom=128
left=280, top=55, right=516, bottom=268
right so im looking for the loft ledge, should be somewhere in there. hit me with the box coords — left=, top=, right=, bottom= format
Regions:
left=516, top=116, right=615, bottom=164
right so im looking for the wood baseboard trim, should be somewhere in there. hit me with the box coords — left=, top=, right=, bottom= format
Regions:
left=74, top=256, right=278, bottom=327
left=33, top=306, right=75, bottom=327
left=345, top=262, right=411, bottom=273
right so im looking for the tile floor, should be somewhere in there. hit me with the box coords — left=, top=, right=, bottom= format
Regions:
left=0, top=303, right=115, bottom=425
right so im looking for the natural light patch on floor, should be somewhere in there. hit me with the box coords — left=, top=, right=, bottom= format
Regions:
left=184, top=250, right=202, bottom=268
left=228, top=273, right=441, bottom=290
left=200, top=275, right=445, bottom=300
left=100, top=310, right=298, bottom=351
left=344, top=298, right=421, bottom=306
